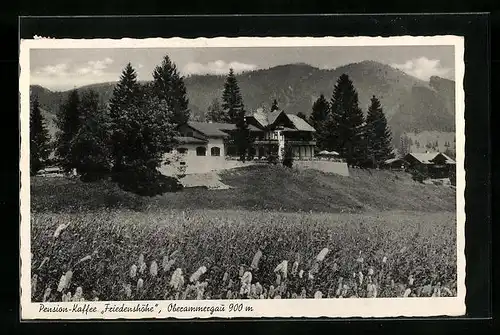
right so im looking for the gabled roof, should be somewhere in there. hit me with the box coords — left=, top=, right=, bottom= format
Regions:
left=434, top=153, right=456, bottom=164
left=186, top=121, right=262, bottom=138
left=246, top=109, right=316, bottom=132
left=286, top=114, right=316, bottom=132
left=405, top=152, right=456, bottom=165
left=405, top=152, right=439, bottom=164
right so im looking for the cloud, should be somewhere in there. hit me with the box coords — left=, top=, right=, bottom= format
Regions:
left=35, top=63, right=70, bottom=77
left=75, top=57, right=114, bottom=77
left=183, top=60, right=258, bottom=75
left=32, top=58, right=117, bottom=90
left=391, top=57, right=451, bottom=81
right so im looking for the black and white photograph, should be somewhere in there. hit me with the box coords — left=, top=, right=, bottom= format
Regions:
left=19, top=36, right=465, bottom=319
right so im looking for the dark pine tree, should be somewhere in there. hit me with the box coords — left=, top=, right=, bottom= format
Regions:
left=151, top=55, right=190, bottom=125
left=55, top=89, right=81, bottom=172
left=270, top=99, right=279, bottom=113
left=206, top=97, right=225, bottom=122
left=309, top=94, right=330, bottom=150
left=72, top=89, right=112, bottom=181
left=325, top=74, right=365, bottom=165
left=364, top=95, right=395, bottom=167
left=109, top=63, right=142, bottom=173
left=30, top=95, right=51, bottom=175
left=222, top=68, right=244, bottom=123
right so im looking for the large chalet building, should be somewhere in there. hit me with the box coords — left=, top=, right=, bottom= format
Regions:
left=169, top=108, right=317, bottom=167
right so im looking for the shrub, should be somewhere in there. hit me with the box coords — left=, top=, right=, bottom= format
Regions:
left=410, top=168, right=427, bottom=183
left=113, top=166, right=183, bottom=196
left=282, top=143, right=294, bottom=168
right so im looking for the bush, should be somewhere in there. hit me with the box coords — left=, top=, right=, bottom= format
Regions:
left=282, top=144, right=294, bottom=168
left=113, top=166, right=183, bottom=196
left=410, top=169, right=427, bottom=183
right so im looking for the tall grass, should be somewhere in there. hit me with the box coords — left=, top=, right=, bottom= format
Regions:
left=31, top=209, right=457, bottom=301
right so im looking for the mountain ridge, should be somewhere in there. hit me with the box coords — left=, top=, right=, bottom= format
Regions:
left=30, top=61, right=455, bottom=146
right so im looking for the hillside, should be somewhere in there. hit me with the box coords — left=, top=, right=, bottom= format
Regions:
left=31, top=165, right=455, bottom=214
left=30, top=61, right=455, bottom=147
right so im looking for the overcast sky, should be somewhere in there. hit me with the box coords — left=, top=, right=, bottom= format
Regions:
left=30, top=45, right=455, bottom=91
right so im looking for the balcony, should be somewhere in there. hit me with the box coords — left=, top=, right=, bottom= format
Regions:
left=286, top=140, right=316, bottom=146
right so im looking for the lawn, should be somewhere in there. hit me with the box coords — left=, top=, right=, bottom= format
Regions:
left=29, top=165, right=457, bottom=301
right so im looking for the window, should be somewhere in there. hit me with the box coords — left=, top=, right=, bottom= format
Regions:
left=187, top=131, right=194, bottom=137
left=196, top=146, right=207, bottom=156
left=178, top=148, right=188, bottom=154
left=180, top=162, right=186, bottom=166
left=211, top=147, right=221, bottom=156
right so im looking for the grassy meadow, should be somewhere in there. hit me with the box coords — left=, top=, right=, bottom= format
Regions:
left=29, top=165, right=457, bottom=301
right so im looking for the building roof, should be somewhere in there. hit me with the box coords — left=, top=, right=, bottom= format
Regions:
left=405, top=152, right=439, bottom=164
left=405, top=152, right=456, bottom=165
left=384, top=158, right=407, bottom=164
left=436, top=153, right=456, bottom=164
left=286, top=114, right=316, bottom=132
left=174, top=136, right=207, bottom=144
left=186, top=121, right=261, bottom=138
left=246, top=109, right=316, bottom=132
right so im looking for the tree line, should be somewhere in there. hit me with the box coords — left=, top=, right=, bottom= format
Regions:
left=309, top=74, right=394, bottom=167
left=29, top=56, right=252, bottom=193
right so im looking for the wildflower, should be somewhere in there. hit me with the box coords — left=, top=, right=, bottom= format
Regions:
left=62, top=292, right=71, bottom=302
left=37, top=257, right=49, bottom=270
left=310, top=261, right=320, bottom=274
left=403, top=288, right=412, bottom=297
left=241, top=271, right=252, bottom=286
left=73, top=287, right=83, bottom=301
left=291, top=261, right=299, bottom=276
left=53, top=223, right=69, bottom=238
left=238, top=265, right=245, bottom=278
left=251, top=249, right=263, bottom=270
left=57, top=274, right=67, bottom=292
left=408, top=275, right=414, bottom=286
left=255, top=282, right=263, bottom=296
left=274, top=295, right=281, bottom=299
left=308, top=271, right=314, bottom=280
left=316, top=248, right=329, bottom=262
left=123, top=283, right=132, bottom=298
left=431, top=287, right=441, bottom=297
left=170, top=268, right=184, bottom=291
left=298, top=269, right=304, bottom=279
left=314, top=291, right=323, bottom=299
left=421, top=284, right=433, bottom=297
left=226, top=290, right=233, bottom=299
left=150, top=261, right=158, bottom=277
left=65, top=270, right=73, bottom=288
left=382, top=256, right=387, bottom=264
left=136, top=278, right=144, bottom=292
left=291, top=293, right=298, bottom=299
left=300, top=287, right=307, bottom=299
left=190, top=266, right=207, bottom=283
left=358, top=271, right=364, bottom=285
left=222, top=271, right=229, bottom=283
left=250, top=284, right=257, bottom=297
left=442, top=286, right=453, bottom=296
left=138, top=258, right=147, bottom=274
left=42, top=287, right=51, bottom=302
left=276, top=273, right=281, bottom=285
left=76, top=255, right=92, bottom=265
left=274, top=260, right=288, bottom=279
left=366, top=283, right=377, bottom=298
left=240, top=283, right=251, bottom=296
left=130, top=264, right=137, bottom=278
left=368, top=267, right=374, bottom=276
left=269, top=285, right=275, bottom=298
left=31, top=274, right=38, bottom=295
left=356, top=256, right=364, bottom=263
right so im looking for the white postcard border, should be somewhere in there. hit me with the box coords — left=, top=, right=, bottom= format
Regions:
left=19, top=35, right=466, bottom=319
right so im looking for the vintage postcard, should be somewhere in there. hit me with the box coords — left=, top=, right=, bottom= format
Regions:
left=19, top=36, right=465, bottom=319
